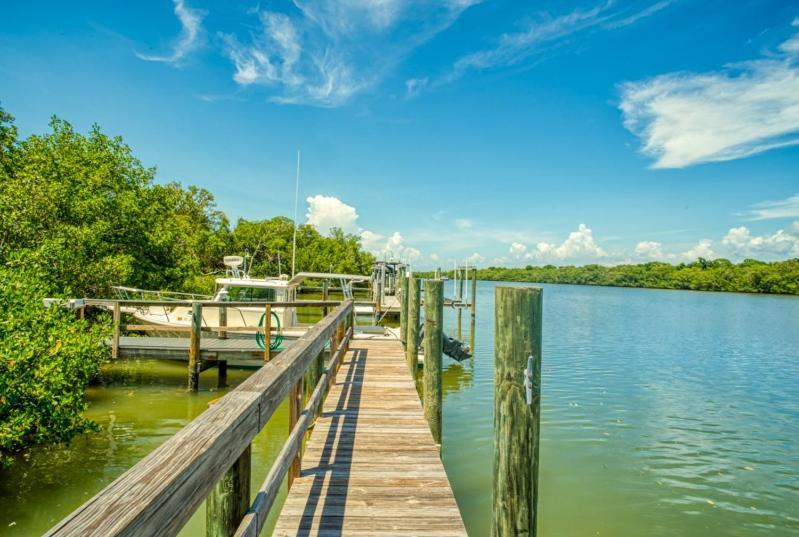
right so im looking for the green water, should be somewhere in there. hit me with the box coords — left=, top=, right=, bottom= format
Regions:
left=2, top=282, right=798, bottom=536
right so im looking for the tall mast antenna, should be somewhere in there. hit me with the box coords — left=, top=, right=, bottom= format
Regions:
left=291, top=150, right=301, bottom=277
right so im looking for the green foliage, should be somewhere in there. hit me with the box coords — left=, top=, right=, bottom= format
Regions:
left=230, top=217, right=375, bottom=279
left=0, top=103, right=376, bottom=458
left=463, top=258, right=799, bottom=295
left=0, top=268, right=110, bottom=466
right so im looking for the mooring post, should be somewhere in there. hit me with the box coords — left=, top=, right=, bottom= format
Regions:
left=217, top=360, right=228, bottom=389
left=188, top=302, right=202, bottom=392
left=470, top=269, right=478, bottom=353
left=423, top=279, right=444, bottom=446
left=322, top=280, right=329, bottom=317
left=206, top=444, right=251, bottom=537
left=457, top=267, right=464, bottom=338
left=263, top=304, right=272, bottom=361
left=493, top=286, right=542, bottom=537
left=400, top=274, right=409, bottom=347
left=218, top=304, right=227, bottom=340
left=288, top=377, right=303, bottom=488
left=406, top=277, right=421, bottom=377
left=111, top=301, right=121, bottom=359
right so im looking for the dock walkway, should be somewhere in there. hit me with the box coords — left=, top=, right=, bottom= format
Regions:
left=273, top=338, right=467, bottom=537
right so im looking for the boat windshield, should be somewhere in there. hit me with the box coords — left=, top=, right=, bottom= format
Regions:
left=224, top=286, right=278, bottom=302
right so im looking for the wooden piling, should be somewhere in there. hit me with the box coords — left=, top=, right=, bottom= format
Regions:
left=206, top=444, right=251, bottom=537
left=188, top=302, right=202, bottom=392
left=111, top=302, right=121, bottom=360
left=264, top=305, right=274, bottom=358
left=400, top=275, right=409, bottom=347
left=423, top=279, right=443, bottom=446
left=457, top=268, right=464, bottom=338
left=406, top=277, right=421, bottom=377
left=218, top=304, right=227, bottom=339
left=288, top=378, right=303, bottom=488
left=322, top=280, right=329, bottom=317
left=492, top=286, right=542, bottom=537
left=217, top=360, right=228, bottom=389
left=470, top=269, right=477, bottom=353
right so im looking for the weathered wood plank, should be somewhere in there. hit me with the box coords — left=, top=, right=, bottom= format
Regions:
left=272, top=338, right=466, bottom=536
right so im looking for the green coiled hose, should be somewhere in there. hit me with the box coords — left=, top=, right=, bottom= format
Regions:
left=256, top=310, right=283, bottom=351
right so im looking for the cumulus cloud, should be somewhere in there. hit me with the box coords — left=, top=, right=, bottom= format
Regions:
left=305, top=195, right=359, bottom=234
left=743, top=193, right=799, bottom=221
left=536, top=224, right=607, bottom=260
left=634, top=240, right=665, bottom=259
left=136, top=0, right=205, bottom=65
left=634, top=238, right=716, bottom=261
left=619, top=20, right=799, bottom=168
left=467, top=252, right=485, bottom=265
left=722, top=224, right=799, bottom=259
left=509, top=242, right=527, bottom=258
left=221, top=1, right=477, bottom=106
left=360, top=230, right=421, bottom=262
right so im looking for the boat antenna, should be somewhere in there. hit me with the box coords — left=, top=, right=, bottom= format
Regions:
left=291, top=149, right=301, bottom=278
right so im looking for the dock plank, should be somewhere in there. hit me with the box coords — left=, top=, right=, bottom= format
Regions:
left=272, top=340, right=467, bottom=537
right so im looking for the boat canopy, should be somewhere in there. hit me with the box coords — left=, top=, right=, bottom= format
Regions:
left=288, top=272, right=369, bottom=286
left=214, top=277, right=298, bottom=289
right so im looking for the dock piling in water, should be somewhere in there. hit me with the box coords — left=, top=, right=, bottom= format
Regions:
left=111, top=302, right=121, bottom=359
left=188, top=302, right=202, bottom=392
left=423, top=279, right=444, bottom=446
left=206, top=444, right=251, bottom=537
left=400, top=273, right=409, bottom=347
left=406, top=277, right=421, bottom=376
left=493, top=286, right=542, bottom=537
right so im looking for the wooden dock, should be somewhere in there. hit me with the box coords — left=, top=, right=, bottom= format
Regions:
left=273, top=338, right=467, bottom=536
left=115, top=335, right=266, bottom=361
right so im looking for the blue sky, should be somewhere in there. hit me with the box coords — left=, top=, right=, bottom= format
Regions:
left=2, top=0, right=798, bottom=269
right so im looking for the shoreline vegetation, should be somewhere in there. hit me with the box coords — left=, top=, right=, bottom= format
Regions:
left=424, top=258, right=799, bottom=296
left=0, top=106, right=375, bottom=463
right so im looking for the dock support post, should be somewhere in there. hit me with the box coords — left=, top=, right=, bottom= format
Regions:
left=206, top=444, right=251, bottom=537
left=111, top=302, right=121, bottom=359
left=406, top=277, right=421, bottom=377
left=188, top=302, right=201, bottom=392
left=218, top=304, right=227, bottom=339
left=400, top=274, right=409, bottom=347
left=457, top=268, right=464, bottom=338
left=423, top=279, right=443, bottom=446
left=470, top=269, right=477, bottom=352
left=217, top=360, right=227, bottom=389
left=263, top=305, right=272, bottom=361
left=322, top=280, right=329, bottom=317
left=288, top=378, right=303, bottom=488
left=492, top=286, right=542, bottom=537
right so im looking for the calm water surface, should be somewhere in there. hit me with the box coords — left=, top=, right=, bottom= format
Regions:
left=2, top=282, right=798, bottom=536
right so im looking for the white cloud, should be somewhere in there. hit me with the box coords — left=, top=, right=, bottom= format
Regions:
left=722, top=224, right=799, bottom=259
left=222, top=1, right=478, bottom=106
left=455, top=218, right=473, bottom=230
left=305, top=195, right=359, bottom=234
left=467, top=252, right=485, bottom=265
left=634, top=238, right=716, bottom=261
left=509, top=242, right=527, bottom=258
left=619, top=20, right=799, bottom=168
left=535, top=224, right=607, bottom=261
left=442, top=1, right=672, bottom=84
left=360, top=230, right=421, bottom=262
left=744, top=193, right=799, bottom=220
left=136, top=0, right=205, bottom=65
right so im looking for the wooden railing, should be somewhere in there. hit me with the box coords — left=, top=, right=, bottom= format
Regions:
left=46, top=301, right=355, bottom=537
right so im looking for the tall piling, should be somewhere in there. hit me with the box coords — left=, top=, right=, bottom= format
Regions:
left=423, top=279, right=443, bottom=446
left=406, top=277, right=421, bottom=377
left=206, top=445, right=251, bottom=537
left=188, top=302, right=202, bottom=392
left=492, top=286, right=542, bottom=537
left=400, top=274, right=409, bottom=347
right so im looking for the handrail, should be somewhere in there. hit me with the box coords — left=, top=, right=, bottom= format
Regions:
left=85, top=299, right=345, bottom=308
left=46, top=301, right=354, bottom=537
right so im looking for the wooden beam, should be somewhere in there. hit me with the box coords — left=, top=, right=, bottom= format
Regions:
left=111, top=302, right=121, bottom=360
left=493, top=286, right=542, bottom=537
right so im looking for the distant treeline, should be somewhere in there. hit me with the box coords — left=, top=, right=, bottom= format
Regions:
left=0, top=105, right=375, bottom=464
left=435, top=258, right=799, bottom=295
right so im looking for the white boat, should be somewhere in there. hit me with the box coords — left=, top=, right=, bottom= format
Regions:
left=113, top=256, right=370, bottom=340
